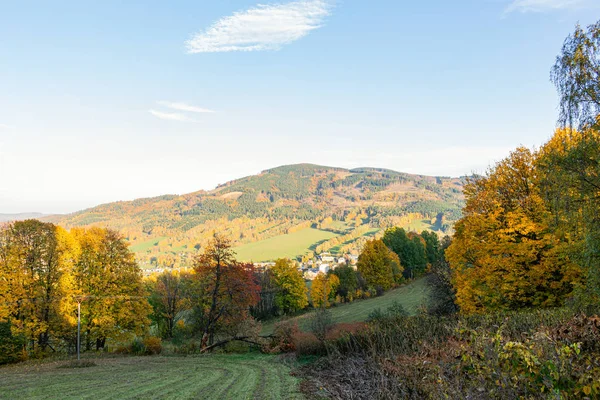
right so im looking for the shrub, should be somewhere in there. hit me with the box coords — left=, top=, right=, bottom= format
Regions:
left=301, top=307, right=600, bottom=399
left=326, top=322, right=367, bottom=341
left=0, top=322, right=25, bottom=365
left=294, top=332, right=326, bottom=356
left=174, top=341, right=200, bottom=355
left=309, top=308, right=333, bottom=343
left=268, top=320, right=299, bottom=353
left=143, top=337, right=162, bottom=355
left=113, top=345, right=129, bottom=354
left=130, top=337, right=146, bottom=355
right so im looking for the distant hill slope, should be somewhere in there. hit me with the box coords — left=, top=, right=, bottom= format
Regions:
left=47, top=163, right=466, bottom=266
left=0, top=213, right=49, bottom=223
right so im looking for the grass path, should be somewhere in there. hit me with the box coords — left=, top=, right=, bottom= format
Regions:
left=0, top=354, right=303, bottom=400
left=261, top=277, right=429, bottom=334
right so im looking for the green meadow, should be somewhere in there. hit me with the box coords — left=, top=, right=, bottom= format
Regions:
left=234, top=228, right=338, bottom=262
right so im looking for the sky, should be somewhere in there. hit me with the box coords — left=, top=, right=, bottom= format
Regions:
left=0, top=0, right=599, bottom=214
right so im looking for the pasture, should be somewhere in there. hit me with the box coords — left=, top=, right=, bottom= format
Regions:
left=0, top=354, right=303, bottom=400
left=261, top=277, right=429, bottom=334
left=234, top=228, right=338, bottom=262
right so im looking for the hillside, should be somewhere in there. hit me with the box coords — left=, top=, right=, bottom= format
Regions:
left=0, top=213, right=49, bottom=223
left=47, top=164, right=466, bottom=266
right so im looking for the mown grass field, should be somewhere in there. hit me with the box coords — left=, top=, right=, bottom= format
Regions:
left=261, top=277, right=429, bottom=334
left=0, top=354, right=303, bottom=400
left=234, top=228, right=338, bottom=262
left=128, top=236, right=167, bottom=253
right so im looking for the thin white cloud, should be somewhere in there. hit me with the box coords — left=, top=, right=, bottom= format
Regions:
left=157, top=101, right=215, bottom=114
left=186, top=0, right=333, bottom=53
left=0, top=124, right=13, bottom=130
left=505, top=0, right=588, bottom=13
left=148, top=109, right=196, bottom=122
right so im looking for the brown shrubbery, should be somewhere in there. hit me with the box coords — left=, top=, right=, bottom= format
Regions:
left=301, top=307, right=600, bottom=399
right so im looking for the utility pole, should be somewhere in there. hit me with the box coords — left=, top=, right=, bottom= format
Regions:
left=77, top=301, right=81, bottom=361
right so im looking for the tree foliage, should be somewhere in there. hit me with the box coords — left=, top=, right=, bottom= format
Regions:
left=551, top=21, right=600, bottom=130
left=0, top=221, right=151, bottom=360
left=192, top=234, right=259, bottom=347
left=71, top=227, right=151, bottom=350
left=311, top=273, right=340, bottom=308
left=446, top=148, right=581, bottom=314
left=270, top=258, right=308, bottom=314
left=357, top=239, right=402, bottom=291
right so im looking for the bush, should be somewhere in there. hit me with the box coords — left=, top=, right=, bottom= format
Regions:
left=0, top=322, right=25, bottom=365
left=130, top=337, right=146, bottom=355
left=302, top=307, right=600, bottom=399
left=174, top=341, right=200, bottom=355
left=143, top=337, right=162, bottom=355
left=294, top=332, right=326, bottom=356
left=309, top=308, right=333, bottom=343
left=267, top=320, right=299, bottom=353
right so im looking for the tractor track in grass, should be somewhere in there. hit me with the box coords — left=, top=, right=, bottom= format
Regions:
left=0, top=354, right=304, bottom=400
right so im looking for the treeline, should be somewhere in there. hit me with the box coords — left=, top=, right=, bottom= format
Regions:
left=0, top=229, right=264, bottom=363
left=0, top=220, right=150, bottom=363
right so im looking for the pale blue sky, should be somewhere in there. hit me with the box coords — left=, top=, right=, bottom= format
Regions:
left=0, top=0, right=598, bottom=214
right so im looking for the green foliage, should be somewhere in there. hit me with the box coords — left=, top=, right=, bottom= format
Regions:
left=271, top=259, right=308, bottom=314
left=0, top=322, right=24, bottom=365
left=331, top=265, right=360, bottom=302
left=382, top=227, right=429, bottom=279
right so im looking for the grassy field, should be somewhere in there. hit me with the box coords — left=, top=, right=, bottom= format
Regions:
left=0, top=354, right=303, bottom=400
left=128, top=236, right=167, bottom=253
left=234, top=228, right=339, bottom=262
left=261, top=277, right=429, bottom=334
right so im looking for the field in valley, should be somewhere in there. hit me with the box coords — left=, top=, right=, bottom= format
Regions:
left=233, top=228, right=339, bottom=262
left=262, top=277, right=429, bottom=334
left=0, top=354, right=303, bottom=400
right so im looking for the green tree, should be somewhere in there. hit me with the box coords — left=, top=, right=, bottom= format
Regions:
left=382, top=228, right=426, bottom=279
left=270, top=258, right=308, bottom=314
left=331, top=264, right=359, bottom=302
left=551, top=21, right=600, bottom=130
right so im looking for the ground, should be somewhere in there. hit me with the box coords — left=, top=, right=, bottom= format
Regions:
left=261, top=277, right=429, bottom=334
left=0, top=354, right=304, bottom=400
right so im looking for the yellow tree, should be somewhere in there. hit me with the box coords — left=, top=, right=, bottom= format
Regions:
left=0, top=220, right=77, bottom=355
left=72, top=227, right=151, bottom=350
left=537, top=127, right=600, bottom=302
left=270, top=258, right=308, bottom=314
left=446, top=148, right=581, bottom=314
left=357, top=239, right=399, bottom=290
left=311, top=273, right=340, bottom=308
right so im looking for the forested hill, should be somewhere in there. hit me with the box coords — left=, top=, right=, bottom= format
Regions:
left=46, top=163, right=466, bottom=266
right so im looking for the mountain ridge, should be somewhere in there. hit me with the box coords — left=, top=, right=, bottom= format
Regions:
left=43, top=163, right=466, bottom=265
